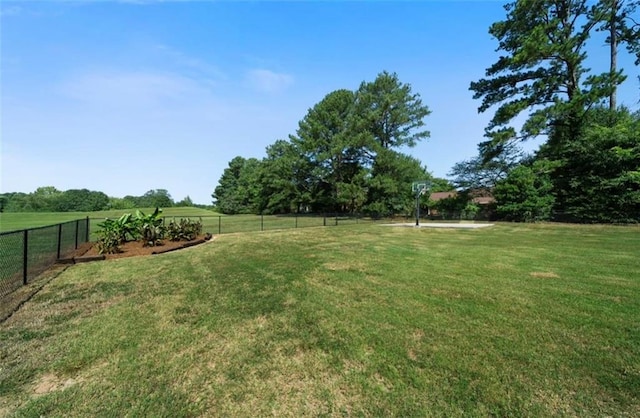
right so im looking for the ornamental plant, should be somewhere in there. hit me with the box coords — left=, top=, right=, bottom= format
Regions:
left=166, top=218, right=203, bottom=241
left=135, top=207, right=165, bottom=247
left=96, top=207, right=167, bottom=252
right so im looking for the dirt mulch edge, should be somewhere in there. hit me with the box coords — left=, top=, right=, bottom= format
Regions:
left=68, top=234, right=214, bottom=262
left=151, top=238, right=207, bottom=255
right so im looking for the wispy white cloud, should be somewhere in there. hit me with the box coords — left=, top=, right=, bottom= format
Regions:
left=56, top=70, right=213, bottom=109
left=245, top=69, right=293, bottom=94
left=116, top=0, right=191, bottom=4
left=152, top=44, right=227, bottom=90
left=0, top=5, right=21, bottom=17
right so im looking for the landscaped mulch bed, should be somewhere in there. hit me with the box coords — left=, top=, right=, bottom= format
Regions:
left=68, top=235, right=212, bottom=262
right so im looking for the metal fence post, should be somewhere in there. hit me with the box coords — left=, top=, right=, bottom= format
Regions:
left=218, top=216, right=221, bottom=235
left=323, top=214, right=326, bottom=227
left=85, top=217, right=90, bottom=242
left=23, top=229, right=28, bottom=285
left=295, top=215, right=298, bottom=228
left=261, top=214, right=264, bottom=231
left=57, top=223, right=63, bottom=259
left=335, top=215, right=338, bottom=226
left=75, top=219, right=80, bottom=249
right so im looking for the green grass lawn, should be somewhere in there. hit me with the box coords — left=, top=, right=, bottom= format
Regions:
left=0, top=211, right=370, bottom=297
left=1, top=223, right=639, bottom=416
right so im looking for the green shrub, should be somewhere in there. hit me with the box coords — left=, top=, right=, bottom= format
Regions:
left=167, top=218, right=202, bottom=241
left=494, top=162, right=555, bottom=222
left=95, top=219, right=122, bottom=254
left=136, top=208, right=165, bottom=247
left=95, top=212, right=143, bottom=254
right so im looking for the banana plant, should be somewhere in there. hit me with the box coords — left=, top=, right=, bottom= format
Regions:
left=116, top=212, right=141, bottom=242
left=135, top=207, right=165, bottom=247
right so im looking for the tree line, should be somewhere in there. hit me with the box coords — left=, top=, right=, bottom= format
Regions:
left=213, top=71, right=452, bottom=216
left=0, top=187, right=196, bottom=213
left=461, top=0, right=640, bottom=223
left=214, top=0, right=640, bottom=223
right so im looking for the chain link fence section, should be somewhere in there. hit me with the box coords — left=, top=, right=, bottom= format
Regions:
left=0, top=218, right=90, bottom=300
left=25, top=224, right=60, bottom=285
left=0, top=230, right=25, bottom=299
left=176, top=213, right=389, bottom=236
left=76, top=219, right=89, bottom=251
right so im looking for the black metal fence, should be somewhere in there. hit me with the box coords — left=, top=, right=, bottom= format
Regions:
left=160, top=213, right=406, bottom=236
left=82, top=213, right=402, bottom=243
left=0, top=212, right=443, bottom=301
left=0, top=218, right=90, bottom=299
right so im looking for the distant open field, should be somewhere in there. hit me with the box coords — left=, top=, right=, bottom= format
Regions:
left=0, top=208, right=219, bottom=233
left=0, top=209, right=387, bottom=239
left=1, top=223, right=638, bottom=416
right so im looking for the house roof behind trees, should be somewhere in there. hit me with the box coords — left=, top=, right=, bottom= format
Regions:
left=429, top=190, right=495, bottom=205
left=429, top=191, right=457, bottom=201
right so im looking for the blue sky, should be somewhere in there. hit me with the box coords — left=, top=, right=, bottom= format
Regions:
left=2, top=0, right=639, bottom=205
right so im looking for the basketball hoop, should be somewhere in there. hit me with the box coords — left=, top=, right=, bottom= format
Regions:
left=411, top=181, right=431, bottom=226
left=412, top=181, right=431, bottom=196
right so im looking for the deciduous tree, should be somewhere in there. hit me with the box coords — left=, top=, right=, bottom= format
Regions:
left=176, top=196, right=194, bottom=207
left=258, top=140, right=314, bottom=214
left=212, top=157, right=262, bottom=214
left=53, top=189, right=110, bottom=212
left=493, top=161, right=556, bottom=222
left=448, top=142, right=523, bottom=190
left=139, top=189, right=174, bottom=208
left=543, top=107, right=640, bottom=222
left=366, top=149, right=431, bottom=216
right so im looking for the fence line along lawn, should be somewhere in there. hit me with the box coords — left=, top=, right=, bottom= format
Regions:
left=0, top=207, right=219, bottom=232
left=1, top=223, right=638, bottom=416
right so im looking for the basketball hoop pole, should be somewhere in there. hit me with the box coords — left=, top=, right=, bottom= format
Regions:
left=412, top=181, right=430, bottom=227
left=415, top=189, right=420, bottom=227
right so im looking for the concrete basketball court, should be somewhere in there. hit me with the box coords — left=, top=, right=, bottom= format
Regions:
left=383, top=222, right=495, bottom=229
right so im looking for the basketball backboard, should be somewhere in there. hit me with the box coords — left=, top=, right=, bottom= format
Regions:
left=412, top=181, right=431, bottom=194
